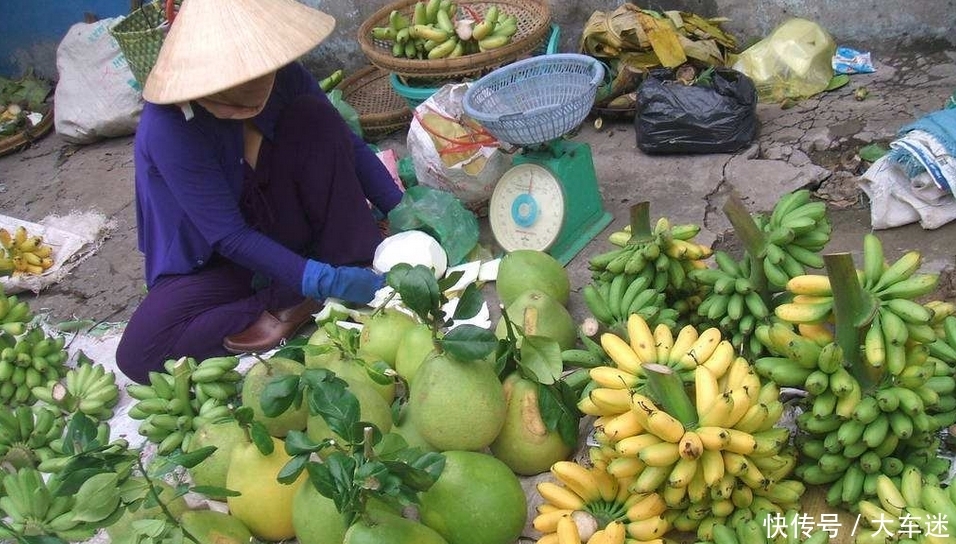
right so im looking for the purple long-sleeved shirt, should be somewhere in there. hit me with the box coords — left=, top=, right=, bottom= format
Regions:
left=133, top=62, right=402, bottom=289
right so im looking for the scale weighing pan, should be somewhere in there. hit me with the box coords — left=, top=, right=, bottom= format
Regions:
left=463, top=54, right=612, bottom=266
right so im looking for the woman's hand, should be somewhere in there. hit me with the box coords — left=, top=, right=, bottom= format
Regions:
left=301, top=260, right=383, bottom=304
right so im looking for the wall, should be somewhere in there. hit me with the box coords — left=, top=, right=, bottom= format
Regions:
left=3, top=0, right=955, bottom=81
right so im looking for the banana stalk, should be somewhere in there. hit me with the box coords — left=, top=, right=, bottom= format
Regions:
left=642, top=363, right=697, bottom=428
left=722, top=192, right=770, bottom=298
left=824, top=253, right=880, bottom=391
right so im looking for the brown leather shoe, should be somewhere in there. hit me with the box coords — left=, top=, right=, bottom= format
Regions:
left=223, top=298, right=322, bottom=354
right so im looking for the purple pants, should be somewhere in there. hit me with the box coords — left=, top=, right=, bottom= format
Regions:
left=116, top=97, right=383, bottom=383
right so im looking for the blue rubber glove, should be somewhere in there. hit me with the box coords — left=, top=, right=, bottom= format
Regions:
left=301, top=260, right=384, bottom=305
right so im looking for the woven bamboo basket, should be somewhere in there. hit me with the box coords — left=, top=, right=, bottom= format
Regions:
left=358, top=0, right=552, bottom=79
left=339, top=66, right=412, bottom=141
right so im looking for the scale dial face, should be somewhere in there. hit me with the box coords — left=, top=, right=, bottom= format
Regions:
left=489, top=163, right=566, bottom=252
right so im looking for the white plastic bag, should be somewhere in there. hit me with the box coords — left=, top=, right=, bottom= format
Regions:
left=54, top=18, right=144, bottom=144
left=407, top=83, right=512, bottom=214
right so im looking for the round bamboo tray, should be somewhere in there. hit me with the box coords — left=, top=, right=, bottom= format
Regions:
left=339, top=65, right=412, bottom=141
left=358, top=0, right=552, bottom=79
left=0, top=108, right=54, bottom=158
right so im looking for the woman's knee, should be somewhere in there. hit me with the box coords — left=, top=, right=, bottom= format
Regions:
left=115, top=326, right=163, bottom=384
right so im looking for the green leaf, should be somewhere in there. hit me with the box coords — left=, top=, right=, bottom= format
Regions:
left=189, top=485, right=240, bottom=498
left=301, top=367, right=337, bottom=390
left=437, top=270, right=465, bottom=292
left=309, top=379, right=360, bottom=439
left=306, top=462, right=337, bottom=500
left=131, top=518, right=168, bottom=538
left=355, top=460, right=390, bottom=492
left=277, top=454, right=309, bottom=484
left=273, top=337, right=308, bottom=362
left=250, top=421, right=275, bottom=455
left=260, top=374, right=301, bottom=418
left=364, top=359, right=394, bottom=386
left=517, top=335, right=563, bottom=385
left=537, top=382, right=581, bottom=448
left=284, top=430, right=324, bottom=456
left=439, top=325, right=498, bottom=361
left=72, top=473, right=121, bottom=522
left=325, top=454, right=358, bottom=511
left=165, top=446, right=216, bottom=468
left=62, top=413, right=100, bottom=455
left=22, top=536, right=68, bottom=544
left=234, top=405, right=255, bottom=426
left=825, top=74, right=850, bottom=91
left=452, top=283, right=484, bottom=321
left=374, top=433, right=410, bottom=460
left=392, top=265, right=442, bottom=323
left=859, top=143, right=889, bottom=163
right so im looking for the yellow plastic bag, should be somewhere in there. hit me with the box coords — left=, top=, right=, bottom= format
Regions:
left=732, top=18, right=836, bottom=102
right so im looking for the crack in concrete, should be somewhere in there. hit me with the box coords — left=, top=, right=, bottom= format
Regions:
left=703, top=155, right=735, bottom=231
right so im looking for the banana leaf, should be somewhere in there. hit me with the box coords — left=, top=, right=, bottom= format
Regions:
left=580, top=11, right=625, bottom=58
left=678, top=35, right=727, bottom=66
left=637, top=12, right=686, bottom=68
left=680, top=12, right=737, bottom=49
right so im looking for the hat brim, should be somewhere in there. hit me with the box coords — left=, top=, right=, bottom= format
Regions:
left=143, top=0, right=335, bottom=104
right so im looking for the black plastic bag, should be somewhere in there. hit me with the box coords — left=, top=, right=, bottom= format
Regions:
left=635, top=67, right=758, bottom=154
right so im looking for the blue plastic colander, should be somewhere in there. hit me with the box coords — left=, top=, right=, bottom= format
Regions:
left=462, top=53, right=605, bottom=146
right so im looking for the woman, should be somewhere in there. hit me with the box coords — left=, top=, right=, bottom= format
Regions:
left=116, top=0, right=402, bottom=384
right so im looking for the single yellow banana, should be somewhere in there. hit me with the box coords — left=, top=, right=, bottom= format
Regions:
left=695, top=426, right=732, bottom=450
left=615, top=431, right=663, bottom=457
left=697, top=393, right=735, bottom=428
left=626, top=314, right=657, bottom=364
left=601, top=333, right=644, bottom=374
left=699, top=340, right=735, bottom=379
left=694, top=366, right=720, bottom=415
left=537, top=482, right=586, bottom=511
left=551, top=461, right=602, bottom=504
left=786, top=274, right=832, bottom=296
left=589, top=388, right=632, bottom=415
left=680, top=327, right=722, bottom=368
left=667, top=325, right=699, bottom=364
left=589, top=366, right=639, bottom=390
left=640, top=408, right=685, bottom=443
left=638, top=441, right=681, bottom=467
left=556, top=514, right=582, bottom=544
left=533, top=508, right=574, bottom=533
left=600, top=410, right=644, bottom=442
left=653, top=324, right=674, bottom=365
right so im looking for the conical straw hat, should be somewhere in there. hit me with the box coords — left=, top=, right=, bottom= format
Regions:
left=143, top=0, right=335, bottom=104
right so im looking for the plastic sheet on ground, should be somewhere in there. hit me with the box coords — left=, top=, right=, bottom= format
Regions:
left=1, top=211, right=116, bottom=294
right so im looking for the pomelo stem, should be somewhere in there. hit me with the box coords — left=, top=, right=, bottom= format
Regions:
left=642, top=363, right=698, bottom=427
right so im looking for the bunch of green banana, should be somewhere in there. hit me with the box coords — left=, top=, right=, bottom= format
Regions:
left=706, top=511, right=830, bottom=544
left=690, top=250, right=772, bottom=358
left=0, top=225, right=55, bottom=276
left=757, top=189, right=832, bottom=288
left=0, top=325, right=68, bottom=406
left=853, top=466, right=956, bottom=544
left=31, top=360, right=120, bottom=421
left=0, top=283, right=35, bottom=337
left=126, top=356, right=239, bottom=455
left=0, top=462, right=127, bottom=541
left=581, top=273, right=678, bottom=334
left=0, top=405, right=65, bottom=470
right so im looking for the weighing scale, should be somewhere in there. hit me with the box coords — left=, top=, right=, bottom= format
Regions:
left=488, top=139, right=612, bottom=266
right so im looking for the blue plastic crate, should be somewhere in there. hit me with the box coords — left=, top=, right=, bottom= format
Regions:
left=390, top=23, right=561, bottom=110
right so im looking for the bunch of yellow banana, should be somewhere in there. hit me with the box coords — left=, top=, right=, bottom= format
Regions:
left=577, top=316, right=803, bottom=540
left=31, top=360, right=120, bottom=421
left=757, top=189, right=832, bottom=288
left=0, top=225, right=55, bottom=277
left=534, top=462, right=668, bottom=544
left=710, top=511, right=830, bottom=544
left=853, top=466, right=956, bottom=544
left=0, top=324, right=69, bottom=407
left=370, top=1, right=518, bottom=60
left=126, top=356, right=239, bottom=455
left=590, top=217, right=711, bottom=291
left=689, top=250, right=772, bottom=358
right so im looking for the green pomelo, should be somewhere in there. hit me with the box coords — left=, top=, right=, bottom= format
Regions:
left=489, top=374, right=575, bottom=475
left=180, top=510, right=253, bottom=544
left=304, top=327, right=343, bottom=368
left=418, top=451, right=527, bottom=544
left=393, top=323, right=436, bottom=384
left=494, top=289, right=577, bottom=350
left=389, top=403, right=437, bottom=453
left=186, top=418, right=249, bottom=489
left=307, top=378, right=393, bottom=444
left=496, top=249, right=570, bottom=307
left=409, top=353, right=506, bottom=451
left=345, top=511, right=448, bottom=544
left=106, top=479, right=189, bottom=544
left=358, top=308, right=419, bottom=367
left=240, top=356, right=308, bottom=437
left=226, top=436, right=305, bottom=542
left=306, top=327, right=396, bottom=403
left=293, top=483, right=399, bottom=544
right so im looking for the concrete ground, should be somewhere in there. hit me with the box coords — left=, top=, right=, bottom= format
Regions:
left=1, top=43, right=955, bottom=330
